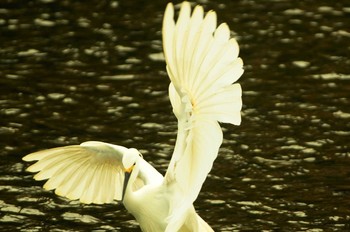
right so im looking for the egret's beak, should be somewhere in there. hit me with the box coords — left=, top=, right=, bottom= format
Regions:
left=122, top=166, right=133, bottom=202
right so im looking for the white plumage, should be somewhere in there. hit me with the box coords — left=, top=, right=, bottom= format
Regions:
left=23, top=2, right=243, bottom=231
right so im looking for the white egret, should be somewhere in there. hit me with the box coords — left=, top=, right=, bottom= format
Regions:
left=23, top=1, right=244, bottom=231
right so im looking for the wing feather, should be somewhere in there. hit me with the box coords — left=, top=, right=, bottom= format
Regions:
left=23, top=141, right=135, bottom=204
left=65, top=161, right=92, bottom=200
left=162, top=2, right=243, bottom=230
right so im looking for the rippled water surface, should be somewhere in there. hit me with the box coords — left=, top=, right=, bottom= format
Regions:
left=1, top=0, right=350, bottom=231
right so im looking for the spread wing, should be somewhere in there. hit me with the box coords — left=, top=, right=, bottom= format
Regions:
left=24, top=141, right=135, bottom=204
left=162, top=2, right=243, bottom=230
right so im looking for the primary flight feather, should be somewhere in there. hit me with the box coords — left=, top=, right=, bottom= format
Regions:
left=23, top=2, right=243, bottom=231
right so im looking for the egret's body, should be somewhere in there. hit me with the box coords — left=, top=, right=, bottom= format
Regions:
left=23, top=2, right=244, bottom=231
left=121, top=151, right=212, bottom=231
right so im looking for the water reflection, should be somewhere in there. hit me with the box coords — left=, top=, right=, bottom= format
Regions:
left=1, top=0, right=350, bottom=231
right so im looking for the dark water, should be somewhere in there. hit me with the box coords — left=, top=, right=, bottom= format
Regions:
left=1, top=0, right=350, bottom=231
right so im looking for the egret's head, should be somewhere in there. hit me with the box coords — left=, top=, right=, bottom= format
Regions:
left=122, top=148, right=141, bottom=171
left=122, top=148, right=142, bottom=202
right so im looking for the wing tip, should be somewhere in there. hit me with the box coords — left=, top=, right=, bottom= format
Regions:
left=22, top=151, right=41, bottom=161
